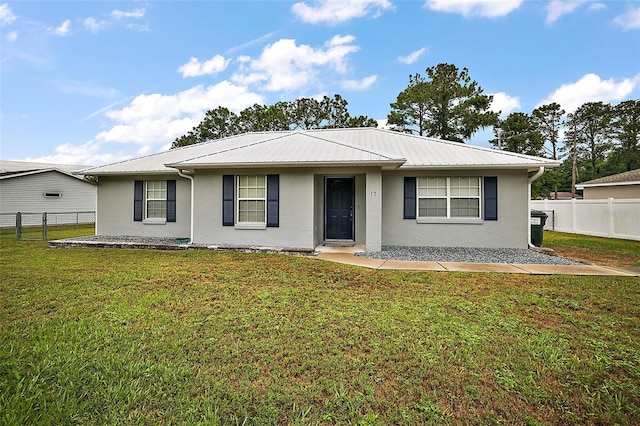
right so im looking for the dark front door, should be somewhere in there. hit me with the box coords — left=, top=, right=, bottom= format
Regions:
left=325, top=177, right=354, bottom=240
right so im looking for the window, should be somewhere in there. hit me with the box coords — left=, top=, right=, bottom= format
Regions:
left=237, top=175, right=266, bottom=224
left=134, top=180, right=176, bottom=223
left=417, top=177, right=481, bottom=219
left=146, top=181, right=167, bottom=219
left=222, top=174, right=279, bottom=228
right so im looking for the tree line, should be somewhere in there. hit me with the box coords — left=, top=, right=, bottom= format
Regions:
left=171, top=94, right=377, bottom=148
left=172, top=63, right=638, bottom=198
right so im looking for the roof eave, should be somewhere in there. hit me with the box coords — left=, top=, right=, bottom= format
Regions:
left=399, top=162, right=560, bottom=171
left=576, top=180, right=640, bottom=189
left=166, top=160, right=407, bottom=170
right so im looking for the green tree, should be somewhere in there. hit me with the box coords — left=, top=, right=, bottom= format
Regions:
left=387, top=63, right=498, bottom=142
left=172, top=107, right=240, bottom=148
left=609, top=99, right=640, bottom=172
left=490, top=112, right=544, bottom=156
left=171, top=95, right=377, bottom=148
left=532, top=103, right=566, bottom=198
left=238, top=103, right=289, bottom=132
left=532, top=103, right=565, bottom=160
left=567, top=102, right=614, bottom=181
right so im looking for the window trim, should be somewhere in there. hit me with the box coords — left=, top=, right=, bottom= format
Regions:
left=416, top=176, right=483, bottom=223
left=235, top=175, right=267, bottom=229
left=144, top=180, right=168, bottom=222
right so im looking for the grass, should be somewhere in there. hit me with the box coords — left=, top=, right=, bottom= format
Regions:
left=1, top=225, right=639, bottom=425
left=544, top=231, right=640, bottom=268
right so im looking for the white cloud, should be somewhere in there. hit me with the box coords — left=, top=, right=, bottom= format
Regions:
left=83, top=17, right=101, bottom=33
left=6, top=30, right=17, bottom=41
left=291, top=0, right=393, bottom=24
left=341, top=75, right=377, bottom=90
left=588, top=3, right=606, bottom=11
left=613, top=6, right=640, bottom=30
left=51, top=19, right=71, bottom=36
left=538, top=73, right=640, bottom=113
left=398, top=47, right=427, bottom=65
left=545, top=0, right=583, bottom=24
left=111, top=8, right=146, bottom=20
left=489, top=92, right=521, bottom=115
left=82, top=7, right=146, bottom=33
left=232, top=35, right=360, bottom=92
left=0, top=3, right=17, bottom=25
left=25, top=140, right=124, bottom=166
left=425, top=0, right=523, bottom=18
left=178, top=55, right=231, bottom=78
left=95, top=81, right=263, bottom=145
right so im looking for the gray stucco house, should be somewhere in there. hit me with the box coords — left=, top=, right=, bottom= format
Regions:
left=78, top=128, right=559, bottom=252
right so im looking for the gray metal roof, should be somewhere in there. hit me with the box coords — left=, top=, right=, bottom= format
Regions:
left=79, top=128, right=560, bottom=176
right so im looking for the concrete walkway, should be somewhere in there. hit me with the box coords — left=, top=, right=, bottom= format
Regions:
left=315, top=245, right=639, bottom=276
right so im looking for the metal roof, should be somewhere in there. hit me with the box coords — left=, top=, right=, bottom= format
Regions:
left=79, top=128, right=560, bottom=176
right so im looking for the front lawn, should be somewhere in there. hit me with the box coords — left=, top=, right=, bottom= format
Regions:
left=544, top=231, right=640, bottom=268
left=1, top=227, right=639, bottom=424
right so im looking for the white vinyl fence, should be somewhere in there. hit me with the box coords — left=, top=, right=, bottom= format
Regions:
left=531, top=198, right=640, bottom=241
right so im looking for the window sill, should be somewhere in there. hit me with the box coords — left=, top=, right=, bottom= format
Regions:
left=234, top=223, right=267, bottom=230
left=143, top=218, right=167, bottom=225
left=416, top=218, right=483, bottom=225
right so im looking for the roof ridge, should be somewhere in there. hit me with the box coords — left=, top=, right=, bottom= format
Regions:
left=300, top=131, right=404, bottom=161
left=169, top=131, right=295, bottom=165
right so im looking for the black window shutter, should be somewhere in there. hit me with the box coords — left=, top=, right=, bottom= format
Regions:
left=484, top=176, right=498, bottom=221
left=134, top=180, right=143, bottom=221
left=222, top=175, right=234, bottom=226
left=266, top=174, right=279, bottom=227
left=403, top=177, right=416, bottom=219
left=166, top=180, right=176, bottom=222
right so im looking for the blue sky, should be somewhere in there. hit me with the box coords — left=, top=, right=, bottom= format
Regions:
left=1, top=0, right=639, bottom=166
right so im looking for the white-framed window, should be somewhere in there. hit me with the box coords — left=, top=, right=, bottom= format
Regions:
left=145, top=180, right=167, bottom=219
left=418, top=177, right=481, bottom=219
left=237, top=175, right=266, bottom=224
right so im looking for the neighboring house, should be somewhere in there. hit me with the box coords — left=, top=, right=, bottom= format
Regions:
left=576, top=169, right=640, bottom=200
left=0, top=161, right=96, bottom=225
left=78, top=128, right=559, bottom=252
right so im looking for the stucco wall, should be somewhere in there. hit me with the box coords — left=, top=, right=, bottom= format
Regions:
left=0, top=171, right=96, bottom=214
left=582, top=185, right=640, bottom=200
left=192, top=169, right=316, bottom=249
left=96, top=175, right=191, bottom=238
left=381, top=169, right=530, bottom=248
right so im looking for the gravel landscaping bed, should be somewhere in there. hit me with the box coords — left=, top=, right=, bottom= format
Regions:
left=357, top=246, right=584, bottom=265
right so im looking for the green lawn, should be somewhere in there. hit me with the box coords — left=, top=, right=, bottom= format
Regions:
left=1, top=226, right=639, bottom=425
left=544, top=231, right=640, bottom=268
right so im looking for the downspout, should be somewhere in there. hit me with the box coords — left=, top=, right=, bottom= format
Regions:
left=177, top=169, right=194, bottom=244
left=527, top=166, right=545, bottom=248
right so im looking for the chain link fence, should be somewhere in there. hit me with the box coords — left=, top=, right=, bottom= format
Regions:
left=1, top=211, right=95, bottom=240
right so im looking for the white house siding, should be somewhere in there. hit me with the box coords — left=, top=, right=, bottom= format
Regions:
left=192, top=169, right=316, bottom=249
left=381, top=169, right=529, bottom=249
left=96, top=175, right=191, bottom=238
left=0, top=171, right=96, bottom=214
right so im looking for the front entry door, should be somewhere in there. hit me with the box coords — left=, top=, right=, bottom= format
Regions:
left=325, top=177, right=354, bottom=240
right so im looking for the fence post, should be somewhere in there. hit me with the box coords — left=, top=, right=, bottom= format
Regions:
left=571, top=198, right=576, bottom=233
left=42, top=212, right=47, bottom=241
left=16, top=212, right=21, bottom=240
left=608, top=198, right=614, bottom=238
